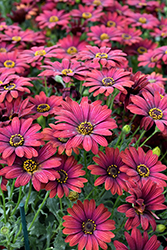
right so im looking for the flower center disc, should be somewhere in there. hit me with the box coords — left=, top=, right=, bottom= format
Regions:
left=9, top=134, right=24, bottom=147
left=107, top=164, right=120, bottom=178
left=12, top=36, right=21, bottom=42
left=95, top=52, right=108, bottom=59
left=137, top=164, right=150, bottom=177
left=100, top=33, right=109, bottom=40
left=93, top=0, right=101, bottom=6
left=67, top=46, right=78, bottom=55
left=4, top=60, right=15, bottom=68
left=77, top=121, right=93, bottom=135
left=102, top=77, right=115, bottom=86
left=122, top=34, right=132, bottom=40
left=23, top=159, right=38, bottom=172
left=82, top=219, right=96, bottom=234
left=58, top=137, right=68, bottom=143
left=137, top=46, right=147, bottom=54
left=61, top=69, right=73, bottom=75
left=34, top=50, right=46, bottom=56
left=82, top=12, right=92, bottom=19
left=49, top=16, right=59, bottom=22
left=149, top=108, right=163, bottom=120
left=36, top=103, right=50, bottom=113
left=57, top=169, right=68, bottom=183
left=4, top=83, right=16, bottom=90
left=0, top=48, right=7, bottom=53
left=107, top=20, right=116, bottom=27
left=138, top=17, right=147, bottom=24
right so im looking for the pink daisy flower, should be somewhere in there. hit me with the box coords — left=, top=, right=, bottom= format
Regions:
left=63, top=199, right=115, bottom=250
left=83, top=0, right=112, bottom=7
left=126, top=13, right=159, bottom=29
left=119, top=26, right=142, bottom=46
left=138, top=50, right=162, bottom=68
left=100, top=12, right=127, bottom=28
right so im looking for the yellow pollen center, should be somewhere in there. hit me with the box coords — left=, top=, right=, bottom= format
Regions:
left=93, top=0, right=101, bottom=5
left=58, top=137, right=68, bottom=143
left=161, top=32, right=167, bottom=37
left=151, top=56, right=158, bottom=62
left=137, top=46, right=147, bottom=54
left=165, top=50, right=167, bottom=54
left=12, top=36, right=21, bottom=42
left=95, top=52, right=108, bottom=59
left=102, top=77, right=115, bottom=86
left=137, top=164, right=150, bottom=177
left=107, top=164, right=120, bottom=178
left=82, top=12, right=92, bottom=19
left=57, top=169, right=68, bottom=183
left=77, top=121, right=93, bottom=135
left=61, top=69, right=73, bottom=75
left=4, top=83, right=16, bottom=90
left=9, top=134, right=24, bottom=147
left=23, top=159, right=38, bottom=173
left=149, top=108, right=163, bottom=120
left=122, top=34, right=131, bottom=40
left=34, top=50, right=46, bottom=56
left=160, top=94, right=164, bottom=99
left=0, top=81, right=3, bottom=84
left=4, top=60, right=15, bottom=68
left=138, top=17, right=147, bottom=24
left=0, top=48, right=7, bottom=53
left=82, top=219, right=96, bottom=234
left=67, top=46, right=78, bottom=55
left=100, top=33, right=109, bottom=40
left=107, top=20, right=116, bottom=27
left=49, top=16, right=59, bottom=22
left=36, top=103, right=50, bottom=113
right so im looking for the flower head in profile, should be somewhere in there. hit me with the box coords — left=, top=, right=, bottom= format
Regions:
left=63, top=199, right=115, bottom=250
left=45, top=154, right=87, bottom=198
left=117, top=179, right=167, bottom=231
left=0, top=117, right=43, bottom=166
left=52, top=97, right=117, bottom=154
left=88, top=147, right=128, bottom=195
left=114, top=227, right=161, bottom=250
left=0, top=144, right=61, bottom=191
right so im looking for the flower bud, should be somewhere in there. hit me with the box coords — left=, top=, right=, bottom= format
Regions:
left=68, top=191, right=79, bottom=202
left=122, top=125, right=131, bottom=134
left=54, top=75, right=65, bottom=86
left=156, top=224, right=166, bottom=233
left=0, top=226, right=9, bottom=235
left=152, top=146, right=161, bottom=157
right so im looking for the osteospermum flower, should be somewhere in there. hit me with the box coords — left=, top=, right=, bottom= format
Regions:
left=83, top=0, right=112, bottom=7
left=127, top=91, right=167, bottom=133
left=119, top=26, right=142, bottom=46
left=83, top=68, right=134, bottom=97
left=114, top=227, right=161, bottom=250
left=45, top=154, right=87, bottom=198
left=117, top=179, right=167, bottom=231
left=88, top=147, right=128, bottom=195
left=63, top=199, right=115, bottom=250
left=126, top=13, right=159, bottom=29
left=138, top=50, right=162, bottom=68
left=0, top=117, right=43, bottom=166
left=146, top=72, right=167, bottom=87
left=120, top=147, right=167, bottom=188
left=100, top=12, right=127, bottom=28
left=0, top=144, right=61, bottom=191
left=52, top=97, right=117, bottom=154
left=0, top=42, right=15, bottom=53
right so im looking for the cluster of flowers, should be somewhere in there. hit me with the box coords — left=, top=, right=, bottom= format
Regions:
left=0, top=0, right=167, bottom=249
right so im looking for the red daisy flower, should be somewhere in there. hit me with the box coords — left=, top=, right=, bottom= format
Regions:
left=52, top=97, right=117, bottom=154
left=119, top=26, right=142, bottom=46
left=87, top=25, right=122, bottom=47
left=83, top=0, right=112, bottom=7
left=88, top=147, right=128, bottom=195
left=0, top=42, right=15, bottom=53
left=127, top=91, right=167, bottom=133
left=117, top=179, right=167, bottom=231
left=28, top=91, right=62, bottom=119
left=56, top=34, right=88, bottom=59
left=0, top=51, right=29, bottom=74
left=35, top=9, right=69, bottom=29
left=114, top=227, right=161, bottom=250
left=138, top=50, right=162, bottom=68
left=120, top=147, right=167, bottom=188
left=39, top=58, right=88, bottom=83
left=63, top=199, right=115, bottom=250
left=76, top=45, right=128, bottom=68
left=0, top=75, right=33, bottom=103
left=45, top=154, right=87, bottom=198
left=100, top=12, right=128, bottom=28
left=146, top=72, right=167, bottom=88
left=70, top=5, right=103, bottom=23
left=0, top=117, right=43, bottom=166
left=83, top=68, right=134, bottom=97
left=126, top=13, right=159, bottom=29
left=0, top=144, right=61, bottom=191
left=149, top=46, right=167, bottom=64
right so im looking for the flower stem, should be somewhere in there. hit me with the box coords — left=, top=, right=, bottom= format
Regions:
left=139, top=128, right=159, bottom=147
left=11, top=187, right=22, bottom=216
left=134, top=129, right=146, bottom=148
left=59, top=198, right=63, bottom=212
left=25, top=181, right=32, bottom=213
left=0, top=188, right=7, bottom=223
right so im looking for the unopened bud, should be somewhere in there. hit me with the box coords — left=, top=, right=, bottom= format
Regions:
left=156, top=224, right=166, bottom=233
left=152, top=146, right=161, bottom=157
left=1, top=226, right=9, bottom=235
left=68, top=191, right=79, bottom=202
left=122, top=125, right=131, bottom=134
left=54, top=75, right=65, bottom=86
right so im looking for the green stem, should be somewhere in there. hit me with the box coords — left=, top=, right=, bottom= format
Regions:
left=139, top=129, right=158, bottom=147
left=28, top=191, right=50, bottom=231
left=85, top=186, right=96, bottom=200
left=109, top=89, right=120, bottom=110
left=11, top=187, right=22, bottom=216
left=0, top=188, right=7, bottom=223
left=59, top=198, right=63, bottom=212
left=134, top=129, right=146, bottom=148
left=111, top=195, right=121, bottom=219
left=13, top=224, right=22, bottom=243
left=160, top=151, right=167, bottom=162
left=9, top=179, right=15, bottom=199
left=25, top=181, right=32, bottom=213
left=114, top=131, right=123, bottom=148
left=44, top=76, right=48, bottom=97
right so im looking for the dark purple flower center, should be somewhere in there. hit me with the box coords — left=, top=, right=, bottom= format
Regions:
left=122, top=34, right=131, bottom=40
left=67, top=46, right=77, bottom=55
left=82, top=12, right=92, bottom=19
left=82, top=219, right=96, bottom=234
left=95, top=52, right=108, bottom=59
left=23, top=159, right=38, bottom=173
left=36, top=103, right=50, bottom=113
left=107, top=20, right=116, bottom=27
left=149, top=108, right=163, bottom=120
left=102, top=77, right=115, bottom=86
left=9, top=134, right=24, bottom=147
left=107, top=164, right=120, bottom=178
left=134, top=199, right=145, bottom=215
left=78, top=121, right=93, bottom=135
left=137, top=46, right=147, bottom=54
left=4, top=83, right=16, bottom=90
left=137, top=164, right=150, bottom=177
left=57, top=169, right=68, bottom=183
left=4, top=60, right=15, bottom=68
left=61, top=69, right=73, bottom=75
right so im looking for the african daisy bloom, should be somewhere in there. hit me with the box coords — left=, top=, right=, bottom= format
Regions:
left=35, top=9, right=69, bottom=29
left=114, top=227, right=161, bottom=250
left=0, top=117, right=43, bottom=166
left=83, top=0, right=112, bottom=7
left=117, top=179, right=167, bottom=231
left=138, top=50, right=162, bottom=68
left=126, top=13, right=159, bottom=29
left=88, top=147, right=128, bottom=195
left=63, top=199, right=115, bottom=250
left=146, top=72, right=167, bottom=88
left=83, top=68, right=134, bottom=97
left=52, top=97, right=117, bottom=154
left=0, top=144, right=61, bottom=191
left=100, top=12, right=127, bottom=28
left=119, top=26, right=142, bottom=46
left=127, top=91, right=167, bottom=133
left=45, top=154, right=87, bottom=198
left=0, top=42, right=15, bottom=53
left=120, top=147, right=167, bottom=188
